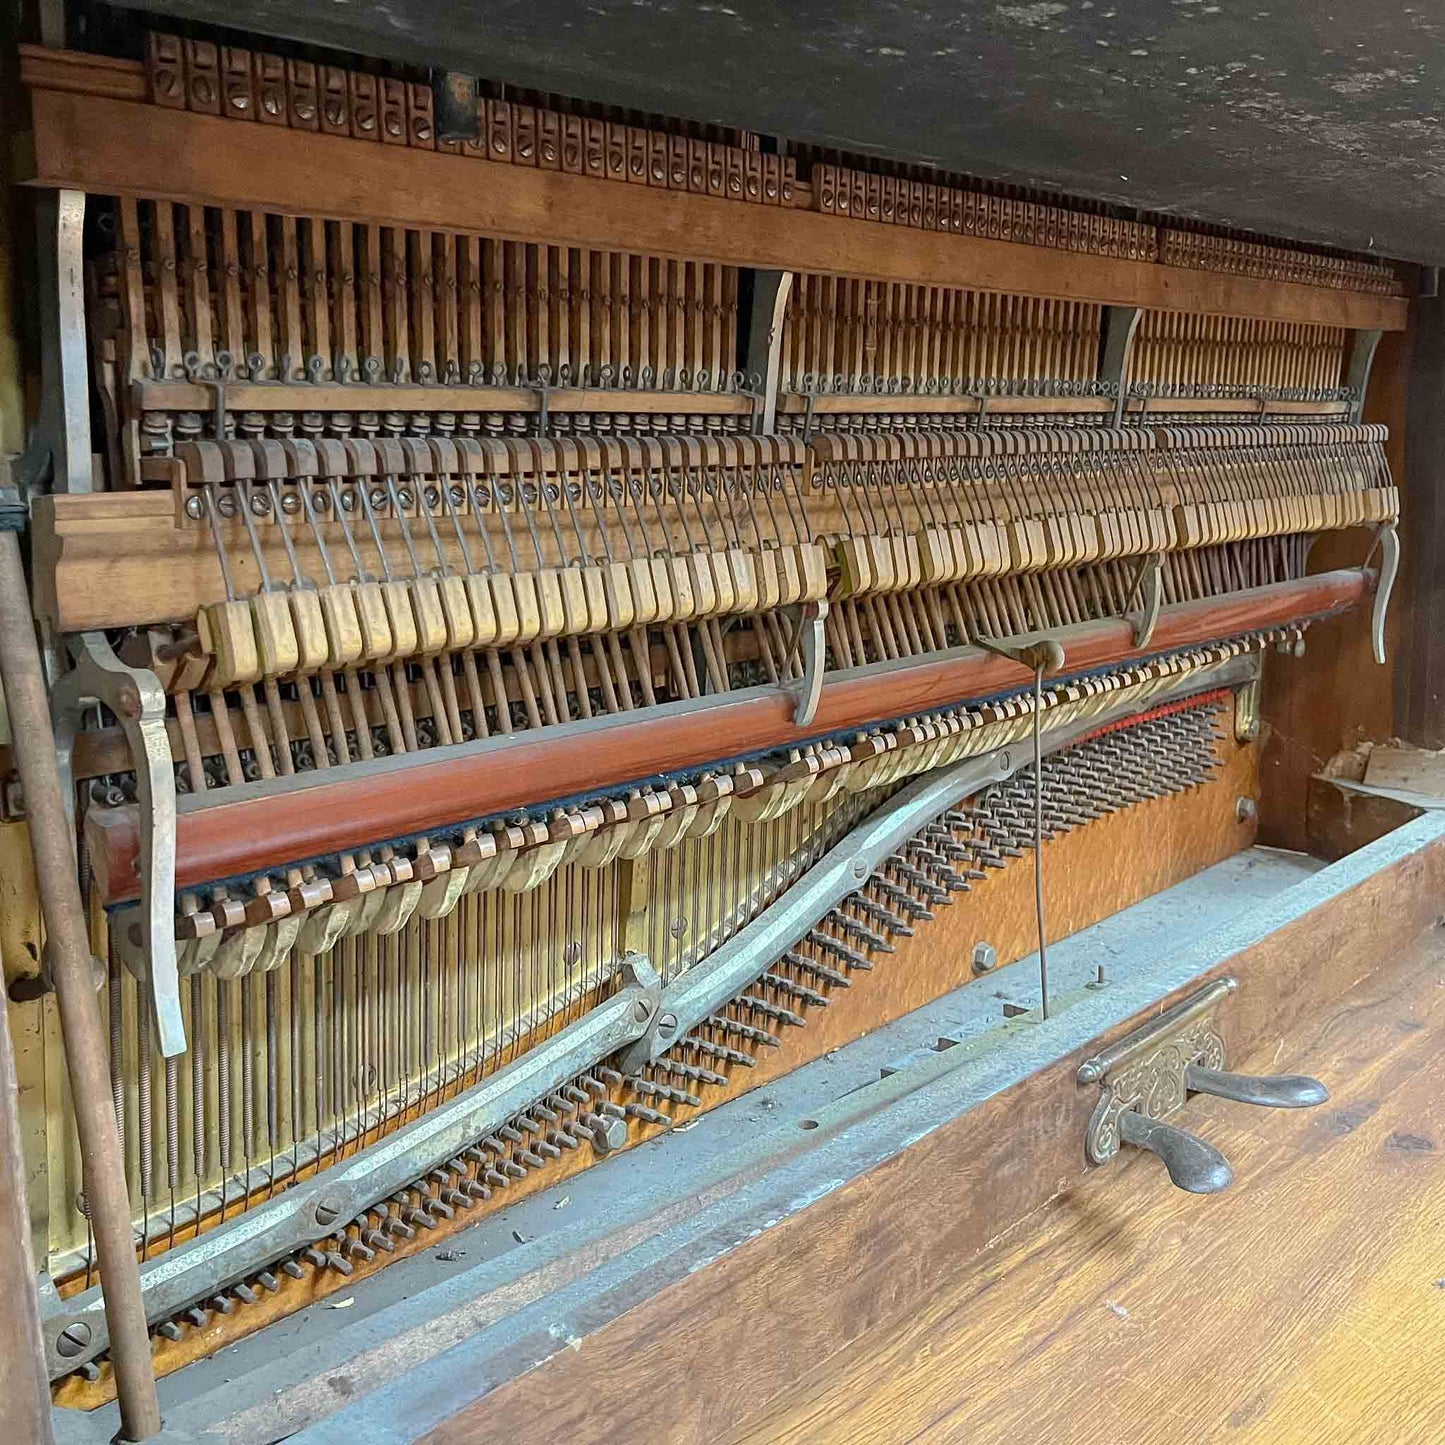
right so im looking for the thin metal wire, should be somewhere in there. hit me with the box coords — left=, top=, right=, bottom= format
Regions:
left=1033, top=661, right=1050, bottom=1020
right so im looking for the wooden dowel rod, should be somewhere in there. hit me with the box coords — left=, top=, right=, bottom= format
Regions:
left=0, top=533, right=160, bottom=1440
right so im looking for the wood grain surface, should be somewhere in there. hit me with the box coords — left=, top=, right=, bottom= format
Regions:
left=419, top=822, right=1445, bottom=1445
left=723, top=924, right=1445, bottom=1445
left=18, top=80, right=1407, bottom=332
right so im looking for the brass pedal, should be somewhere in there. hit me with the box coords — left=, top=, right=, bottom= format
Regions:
left=1078, top=977, right=1327, bottom=1195
left=1116, top=1111, right=1232, bottom=1195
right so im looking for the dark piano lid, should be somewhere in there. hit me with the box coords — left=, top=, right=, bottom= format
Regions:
left=103, top=0, right=1444, bottom=266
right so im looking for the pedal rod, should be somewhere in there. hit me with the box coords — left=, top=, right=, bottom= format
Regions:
left=0, top=531, right=161, bottom=1439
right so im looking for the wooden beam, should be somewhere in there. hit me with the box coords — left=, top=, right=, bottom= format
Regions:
left=87, top=568, right=1370, bottom=902
left=0, top=943, right=54, bottom=1445
left=19, top=84, right=1407, bottom=331
left=129, top=380, right=754, bottom=416
left=1397, top=298, right=1445, bottom=746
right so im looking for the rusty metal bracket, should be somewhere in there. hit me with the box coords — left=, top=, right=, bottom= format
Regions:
left=1233, top=677, right=1261, bottom=743
left=51, top=633, right=182, bottom=1056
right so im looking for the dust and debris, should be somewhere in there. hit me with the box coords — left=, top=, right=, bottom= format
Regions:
left=995, top=2, right=1067, bottom=28
left=327, top=1297, right=355, bottom=1310
left=512, top=1230, right=530, bottom=1243
left=554, top=1195, right=571, bottom=1211
left=1106, top=1300, right=1129, bottom=1319
left=435, top=1248, right=466, bottom=1262
left=1331, top=69, right=1408, bottom=97
left=1386, top=1132, right=1436, bottom=1153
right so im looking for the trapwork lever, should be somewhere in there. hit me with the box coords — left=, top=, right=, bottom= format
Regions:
left=52, top=633, right=183, bottom=1056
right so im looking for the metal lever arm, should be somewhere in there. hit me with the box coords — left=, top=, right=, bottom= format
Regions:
left=1370, top=521, right=1399, bottom=666
left=1117, top=1109, right=1233, bottom=1195
left=1185, top=1065, right=1329, bottom=1109
left=1124, top=552, right=1164, bottom=649
left=51, top=632, right=183, bottom=1056
left=789, top=598, right=828, bottom=726
left=975, top=631, right=1066, bottom=674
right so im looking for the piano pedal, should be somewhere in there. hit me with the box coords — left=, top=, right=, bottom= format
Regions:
left=1080, top=978, right=1327, bottom=1194
left=1116, top=1112, right=1233, bottom=1195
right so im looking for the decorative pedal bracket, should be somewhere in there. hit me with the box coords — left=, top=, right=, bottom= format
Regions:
left=1078, top=977, right=1327, bottom=1194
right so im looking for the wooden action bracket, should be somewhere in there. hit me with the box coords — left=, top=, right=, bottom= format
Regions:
left=18, top=49, right=1410, bottom=333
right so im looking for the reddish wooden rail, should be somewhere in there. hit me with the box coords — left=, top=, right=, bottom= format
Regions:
left=88, top=569, right=1369, bottom=903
